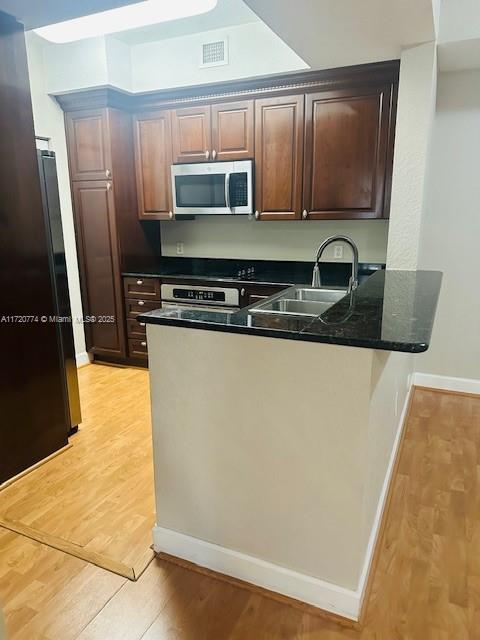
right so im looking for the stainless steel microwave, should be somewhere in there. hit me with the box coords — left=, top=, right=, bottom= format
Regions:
left=171, top=160, right=253, bottom=216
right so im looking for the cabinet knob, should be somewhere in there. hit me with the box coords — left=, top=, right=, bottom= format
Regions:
left=302, top=209, right=308, bottom=220
left=139, top=322, right=146, bottom=327
left=136, top=279, right=143, bottom=285
left=255, top=211, right=260, bottom=220
left=240, top=288, right=246, bottom=297
left=169, top=211, right=173, bottom=220
left=105, top=169, right=111, bottom=178
left=138, top=300, right=145, bottom=306
left=205, top=150, right=210, bottom=160
left=212, top=150, right=217, bottom=160
left=106, top=182, right=112, bottom=191
left=141, top=341, right=147, bottom=347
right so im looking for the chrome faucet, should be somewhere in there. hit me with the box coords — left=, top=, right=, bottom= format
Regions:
left=312, top=235, right=359, bottom=292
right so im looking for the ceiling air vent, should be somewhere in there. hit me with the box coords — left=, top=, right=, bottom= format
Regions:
left=200, top=38, right=228, bottom=68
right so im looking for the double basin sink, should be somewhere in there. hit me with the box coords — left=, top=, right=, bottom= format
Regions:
left=249, top=285, right=348, bottom=319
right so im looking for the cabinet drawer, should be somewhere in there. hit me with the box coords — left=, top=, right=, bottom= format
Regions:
left=127, top=317, right=146, bottom=339
left=125, top=298, right=160, bottom=318
left=123, top=277, right=160, bottom=300
left=128, top=338, right=148, bottom=359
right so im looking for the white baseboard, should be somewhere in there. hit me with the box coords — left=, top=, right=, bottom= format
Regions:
left=413, top=372, right=480, bottom=395
left=153, top=382, right=415, bottom=623
left=153, top=525, right=360, bottom=620
left=76, top=351, right=90, bottom=367
left=355, top=381, right=413, bottom=612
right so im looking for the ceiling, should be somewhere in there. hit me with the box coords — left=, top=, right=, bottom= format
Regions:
left=244, top=0, right=437, bottom=69
left=0, top=0, right=141, bottom=29
left=114, top=0, right=259, bottom=45
left=1, top=0, right=259, bottom=45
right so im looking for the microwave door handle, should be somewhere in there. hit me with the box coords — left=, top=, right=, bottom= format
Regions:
left=225, top=172, right=231, bottom=210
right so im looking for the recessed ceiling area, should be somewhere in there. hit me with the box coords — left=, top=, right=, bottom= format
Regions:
left=113, top=0, right=259, bottom=45
left=0, top=0, right=141, bottom=29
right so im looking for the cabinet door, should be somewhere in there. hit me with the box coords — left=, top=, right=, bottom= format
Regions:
left=134, top=110, right=173, bottom=220
left=171, top=106, right=211, bottom=163
left=303, top=87, right=391, bottom=219
left=211, top=100, right=254, bottom=161
left=66, top=109, right=112, bottom=181
left=255, top=96, right=304, bottom=220
left=72, top=181, right=126, bottom=358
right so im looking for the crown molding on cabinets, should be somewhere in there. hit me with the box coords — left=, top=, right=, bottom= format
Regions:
left=52, top=59, right=400, bottom=112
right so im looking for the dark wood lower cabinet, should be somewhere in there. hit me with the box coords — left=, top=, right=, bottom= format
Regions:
left=128, top=338, right=148, bottom=360
left=127, top=317, right=147, bottom=340
left=72, top=181, right=126, bottom=359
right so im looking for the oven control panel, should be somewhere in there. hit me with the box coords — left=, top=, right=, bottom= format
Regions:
left=173, top=288, right=225, bottom=302
left=161, top=284, right=240, bottom=307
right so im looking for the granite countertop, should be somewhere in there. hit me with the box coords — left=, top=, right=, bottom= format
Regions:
left=123, top=257, right=384, bottom=288
left=138, top=270, right=442, bottom=353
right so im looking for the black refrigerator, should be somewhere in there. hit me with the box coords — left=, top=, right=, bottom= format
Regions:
left=1, top=10, right=73, bottom=484
left=37, top=149, right=82, bottom=435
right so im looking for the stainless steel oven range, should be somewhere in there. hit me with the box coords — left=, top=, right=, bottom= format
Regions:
left=160, top=283, right=241, bottom=314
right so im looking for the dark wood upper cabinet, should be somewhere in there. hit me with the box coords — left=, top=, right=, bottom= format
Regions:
left=171, top=105, right=212, bottom=163
left=211, top=100, right=254, bottom=161
left=303, top=86, right=392, bottom=219
left=255, top=95, right=304, bottom=220
left=66, top=109, right=112, bottom=181
left=134, top=110, right=173, bottom=220
left=72, top=180, right=126, bottom=359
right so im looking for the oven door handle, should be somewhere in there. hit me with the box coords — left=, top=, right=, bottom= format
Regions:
left=225, top=172, right=231, bottom=210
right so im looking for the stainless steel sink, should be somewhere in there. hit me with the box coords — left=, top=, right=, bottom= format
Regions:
left=290, top=288, right=346, bottom=304
left=249, top=286, right=347, bottom=318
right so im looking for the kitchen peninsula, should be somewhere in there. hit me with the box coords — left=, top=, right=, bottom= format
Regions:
left=140, top=269, right=442, bottom=622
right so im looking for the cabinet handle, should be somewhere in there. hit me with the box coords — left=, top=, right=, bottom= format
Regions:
left=302, top=209, right=308, bottom=220
left=240, top=288, right=246, bottom=297
left=136, top=279, right=143, bottom=285
left=255, top=211, right=260, bottom=220
left=106, top=182, right=112, bottom=191
left=212, top=150, right=217, bottom=160
left=169, top=211, right=173, bottom=220
left=138, top=300, right=145, bottom=306
left=139, top=322, right=146, bottom=327
left=141, top=341, right=147, bottom=347
left=205, top=150, right=210, bottom=160
left=106, top=169, right=111, bottom=178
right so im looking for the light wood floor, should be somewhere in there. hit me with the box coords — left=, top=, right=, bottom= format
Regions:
left=0, top=364, right=155, bottom=578
left=1, top=382, right=479, bottom=639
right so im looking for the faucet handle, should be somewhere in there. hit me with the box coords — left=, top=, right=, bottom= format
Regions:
left=312, top=263, right=321, bottom=288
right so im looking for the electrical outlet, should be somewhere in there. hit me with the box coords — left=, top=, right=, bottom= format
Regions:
left=176, top=242, right=184, bottom=255
left=334, top=245, right=343, bottom=259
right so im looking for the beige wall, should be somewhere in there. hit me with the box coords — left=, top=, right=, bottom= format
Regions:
left=131, top=22, right=307, bottom=92
left=417, top=70, right=480, bottom=380
left=26, top=33, right=87, bottom=360
left=364, top=350, right=413, bottom=553
left=148, top=325, right=412, bottom=604
left=386, top=42, right=437, bottom=269
left=160, top=218, right=389, bottom=263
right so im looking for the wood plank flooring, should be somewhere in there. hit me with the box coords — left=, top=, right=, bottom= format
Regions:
left=0, top=364, right=155, bottom=578
left=1, top=381, right=479, bottom=638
